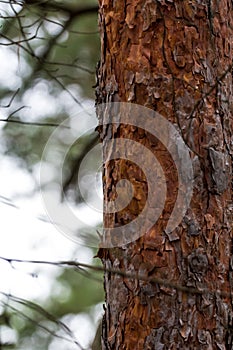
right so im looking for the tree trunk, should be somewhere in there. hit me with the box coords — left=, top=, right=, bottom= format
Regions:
left=96, top=0, right=233, bottom=348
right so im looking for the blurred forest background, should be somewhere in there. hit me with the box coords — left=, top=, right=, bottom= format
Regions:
left=0, top=0, right=104, bottom=349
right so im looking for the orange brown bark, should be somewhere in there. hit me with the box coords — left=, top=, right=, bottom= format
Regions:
left=97, top=1, right=233, bottom=348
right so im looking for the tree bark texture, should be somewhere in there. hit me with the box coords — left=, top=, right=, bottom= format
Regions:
left=96, top=0, right=233, bottom=349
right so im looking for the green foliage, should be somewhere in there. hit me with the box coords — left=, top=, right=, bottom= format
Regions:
left=50, top=10, right=100, bottom=97
left=3, top=117, right=60, bottom=168
left=49, top=267, right=104, bottom=317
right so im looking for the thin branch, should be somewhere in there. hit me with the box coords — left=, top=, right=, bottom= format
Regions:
left=0, top=256, right=231, bottom=298
left=0, top=195, right=19, bottom=209
left=0, top=117, right=70, bottom=128
left=22, top=17, right=41, bottom=29
left=0, top=89, right=20, bottom=108
left=0, top=3, right=98, bottom=108
left=9, top=0, right=35, bottom=56
left=6, top=105, right=28, bottom=119
left=0, top=14, right=25, bottom=19
left=0, top=32, right=36, bottom=55
left=0, top=297, right=84, bottom=350
left=45, top=69, right=83, bottom=106
left=69, top=29, right=99, bottom=35
left=42, top=16, right=66, bottom=28
left=0, top=23, right=43, bottom=45
left=44, top=60, right=94, bottom=74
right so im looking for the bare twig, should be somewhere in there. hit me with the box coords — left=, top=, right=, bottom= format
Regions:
left=0, top=256, right=231, bottom=298
left=0, top=295, right=84, bottom=349
left=0, top=117, right=70, bottom=128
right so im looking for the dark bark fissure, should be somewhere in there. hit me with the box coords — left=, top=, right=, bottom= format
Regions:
left=96, top=0, right=233, bottom=349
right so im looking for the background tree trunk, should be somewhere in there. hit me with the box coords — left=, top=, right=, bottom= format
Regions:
left=97, top=0, right=233, bottom=348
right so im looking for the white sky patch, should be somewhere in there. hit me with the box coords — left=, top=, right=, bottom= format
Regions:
left=0, top=48, right=30, bottom=90
left=0, top=196, right=94, bottom=298
left=0, top=49, right=22, bottom=89
left=0, top=157, right=35, bottom=197
left=21, top=82, right=60, bottom=120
